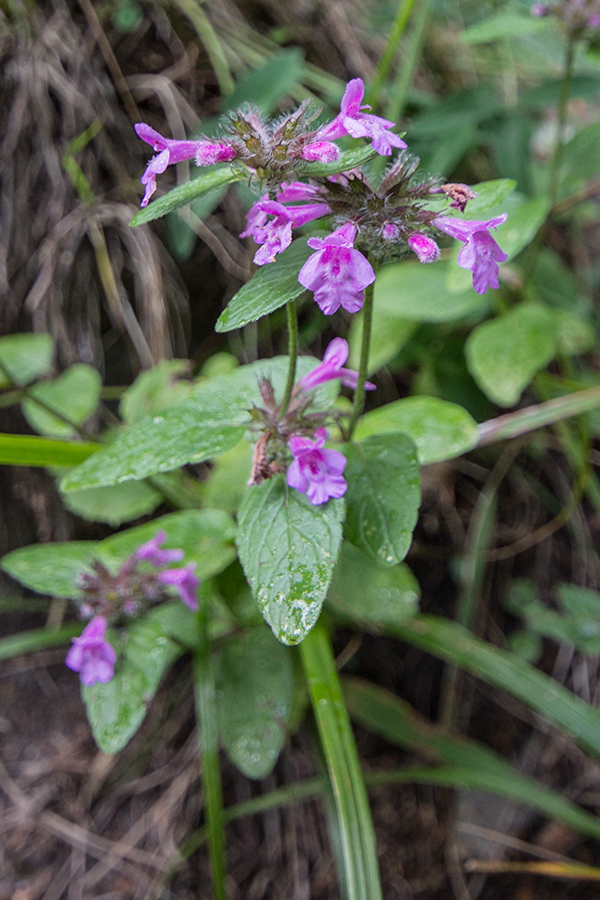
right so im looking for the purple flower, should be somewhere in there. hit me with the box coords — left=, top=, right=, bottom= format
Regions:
left=66, top=616, right=117, bottom=687
left=135, top=124, right=235, bottom=207
left=240, top=197, right=331, bottom=266
left=408, top=233, right=441, bottom=263
left=301, top=141, right=340, bottom=163
left=432, top=214, right=508, bottom=294
left=136, top=530, right=185, bottom=567
left=195, top=141, right=237, bottom=167
left=299, top=338, right=376, bottom=392
left=159, top=563, right=200, bottom=610
left=318, top=78, right=407, bottom=156
left=382, top=222, right=400, bottom=242
left=298, top=223, right=376, bottom=315
left=286, top=428, right=347, bottom=505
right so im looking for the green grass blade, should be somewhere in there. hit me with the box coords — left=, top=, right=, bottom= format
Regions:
left=0, top=624, right=80, bottom=661
left=299, top=620, right=382, bottom=900
left=193, top=599, right=228, bottom=900
left=345, top=676, right=600, bottom=842
left=395, top=615, right=600, bottom=759
left=0, top=433, right=100, bottom=467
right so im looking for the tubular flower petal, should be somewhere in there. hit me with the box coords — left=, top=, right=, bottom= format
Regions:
left=135, top=530, right=185, bottom=567
left=408, top=233, right=441, bottom=263
left=66, top=616, right=117, bottom=687
left=301, top=141, right=340, bottom=163
left=286, top=428, right=347, bottom=506
left=317, top=78, right=407, bottom=156
left=159, top=563, right=200, bottom=610
left=299, top=338, right=375, bottom=392
left=298, top=223, right=375, bottom=315
left=433, top=214, right=508, bottom=294
left=135, top=124, right=235, bottom=207
left=240, top=197, right=331, bottom=266
left=195, top=141, right=237, bottom=166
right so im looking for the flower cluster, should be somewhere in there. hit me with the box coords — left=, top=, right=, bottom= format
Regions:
left=136, top=78, right=508, bottom=301
left=531, top=0, right=600, bottom=31
left=244, top=339, right=369, bottom=505
left=66, top=531, right=200, bottom=687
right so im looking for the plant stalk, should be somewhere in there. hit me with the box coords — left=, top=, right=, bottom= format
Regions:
left=299, top=619, right=383, bottom=900
left=193, top=598, right=228, bottom=900
left=347, top=276, right=375, bottom=440
left=279, top=300, right=299, bottom=415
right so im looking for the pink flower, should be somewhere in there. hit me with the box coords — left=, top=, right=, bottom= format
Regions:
left=136, top=530, right=185, bottom=567
left=299, top=338, right=375, bottom=392
left=159, top=563, right=200, bottom=610
left=240, top=197, right=330, bottom=266
left=408, top=233, right=441, bottom=263
left=135, top=123, right=235, bottom=207
left=298, top=223, right=376, bottom=315
left=286, top=428, right=347, bottom=505
left=66, top=616, right=117, bottom=687
left=432, top=214, right=508, bottom=294
left=318, top=78, right=407, bottom=156
left=301, top=141, right=340, bottom=163
left=382, top=222, right=400, bottom=241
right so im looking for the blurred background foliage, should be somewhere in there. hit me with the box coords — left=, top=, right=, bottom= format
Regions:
left=2, top=0, right=600, bottom=898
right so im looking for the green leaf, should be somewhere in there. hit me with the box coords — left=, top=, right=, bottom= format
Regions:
left=344, top=676, right=600, bottom=844
left=120, top=359, right=192, bottom=423
left=215, top=626, right=293, bottom=779
left=466, top=304, right=559, bottom=407
left=328, top=543, right=419, bottom=628
left=99, top=509, right=236, bottom=581
left=0, top=434, right=101, bottom=468
left=202, top=441, right=253, bottom=514
left=451, top=179, right=516, bottom=218
left=1, top=510, right=236, bottom=600
left=0, top=333, right=54, bottom=387
left=461, top=12, right=552, bottom=44
left=223, top=48, right=304, bottom=115
left=374, top=261, right=485, bottom=323
left=348, top=312, right=416, bottom=376
left=560, top=120, right=600, bottom=195
left=215, top=238, right=313, bottom=332
left=302, top=145, right=378, bottom=177
left=62, top=480, right=163, bottom=526
left=355, top=397, right=479, bottom=465
left=61, top=356, right=325, bottom=491
left=1, top=542, right=98, bottom=599
left=396, top=615, right=600, bottom=760
left=343, top=434, right=420, bottom=566
left=22, top=364, right=101, bottom=437
left=130, top=166, right=241, bottom=226
left=237, top=475, right=345, bottom=644
left=83, top=616, right=181, bottom=753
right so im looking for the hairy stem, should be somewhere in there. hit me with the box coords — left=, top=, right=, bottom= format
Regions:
left=280, top=300, right=299, bottom=415
left=347, top=276, right=375, bottom=440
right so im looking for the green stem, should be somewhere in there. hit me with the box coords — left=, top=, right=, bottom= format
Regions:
left=299, top=619, right=383, bottom=900
left=385, top=0, right=435, bottom=125
left=193, top=600, right=228, bottom=900
left=477, top=384, right=600, bottom=447
left=279, top=300, right=299, bottom=415
left=366, top=0, right=420, bottom=110
left=347, top=276, right=375, bottom=440
left=548, top=37, right=576, bottom=207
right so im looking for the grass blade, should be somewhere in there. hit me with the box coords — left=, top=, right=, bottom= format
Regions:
left=395, top=615, right=600, bottom=759
left=345, top=676, right=600, bottom=842
left=0, top=433, right=100, bottom=467
left=299, top=620, right=382, bottom=900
